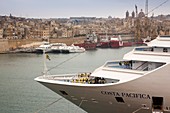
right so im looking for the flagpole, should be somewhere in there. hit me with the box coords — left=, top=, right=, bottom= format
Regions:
left=43, top=49, right=48, bottom=76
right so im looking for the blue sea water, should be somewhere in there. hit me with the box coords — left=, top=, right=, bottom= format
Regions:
left=0, top=47, right=133, bottom=113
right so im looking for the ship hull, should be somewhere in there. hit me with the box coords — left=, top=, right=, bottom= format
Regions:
left=51, top=49, right=61, bottom=53
left=36, top=81, right=165, bottom=113
left=97, top=42, right=110, bottom=48
left=74, top=43, right=97, bottom=50
left=123, top=41, right=144, bottom=47
left=35, top=49, right=52, bottom=54
left=37, top=81, right=142, bottom=113
left=109, top=41, right=120, bottom=48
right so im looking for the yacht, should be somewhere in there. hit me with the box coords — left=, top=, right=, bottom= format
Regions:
left=59, top=44, right=85, bottom=53
left=35, top=36, right=170, bottom=113
left=69, top=44, right=86, bottom=53
left=51, top=43, right=67, bottom=53
left=35, top=41, right=52, bottom=53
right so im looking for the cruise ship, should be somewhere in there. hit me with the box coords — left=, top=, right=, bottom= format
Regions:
left=35, top=36, right=170, bottom=113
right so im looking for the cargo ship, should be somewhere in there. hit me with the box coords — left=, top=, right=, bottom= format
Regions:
left=109, top=35, right=123, bottom=48
left=97, top=35, right=110, bottom=48
left=74, top=32, right=97, bottom=50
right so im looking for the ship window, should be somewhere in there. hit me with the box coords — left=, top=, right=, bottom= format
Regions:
left=59, top=90, right=68, bottom=95
left=152, top=97, right=163, bottom=110
left=163, top=48, right=168, bottom=52
left=115, top=97, right=125, bottom=103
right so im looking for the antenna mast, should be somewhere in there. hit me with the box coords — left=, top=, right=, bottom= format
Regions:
left=43, top=49, right=48, bottom=76
left=145, top=0, right=148, bottom=17
left=148, top=0, right=169, bottom=15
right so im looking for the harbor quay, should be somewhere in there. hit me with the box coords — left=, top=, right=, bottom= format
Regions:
left=0, top=37, right=85, bottom=54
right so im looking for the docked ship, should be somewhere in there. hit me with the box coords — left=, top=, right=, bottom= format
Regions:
left=51, top=43, right=67, bottom=53
left=109, top=35, right=123, bottom=48
left=74, top=32, right=97, bottom=50
left=123, top=40, right=144, bottom=47
left=59, top=44, right=85, bottom=53
left=68, top=44, right=86, bottom=53
left=97, top=35, right=110, bottom=48
left=35, top=35, right=170, bottom=113
left=35, top=41, right=52, bottom=53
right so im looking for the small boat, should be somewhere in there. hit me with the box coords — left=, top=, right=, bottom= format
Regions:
left=35, top=41, right=52, bottom=53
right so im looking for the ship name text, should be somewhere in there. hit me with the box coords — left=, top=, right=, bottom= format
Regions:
left=101, top=91, right=150, bottom=99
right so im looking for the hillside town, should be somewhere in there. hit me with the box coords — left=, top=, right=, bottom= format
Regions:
left=0, top=8, right=170, bottom=53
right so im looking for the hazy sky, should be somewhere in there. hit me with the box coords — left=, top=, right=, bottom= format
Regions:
left=1, top=0, right=170, bottom=18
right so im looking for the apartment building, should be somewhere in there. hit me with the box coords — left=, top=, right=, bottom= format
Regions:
left=0, top=29, right=3, bottom=39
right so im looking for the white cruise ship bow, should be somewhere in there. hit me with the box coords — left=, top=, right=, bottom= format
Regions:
left=35, top=36, right=170, bottom=113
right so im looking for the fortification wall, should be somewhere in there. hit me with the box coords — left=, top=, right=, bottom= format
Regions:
left=0, top=39, right=9, bottom=53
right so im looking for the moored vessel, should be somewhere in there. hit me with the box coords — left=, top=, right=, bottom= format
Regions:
left=109, top=35, right=123, bottom=48
left=74, top=32, right=97, bottom=50
left=97, top=36, right=110, bottom=48
left=51, top=43, right=67, bottom=53
left=35, top=41, right=52, bottom=53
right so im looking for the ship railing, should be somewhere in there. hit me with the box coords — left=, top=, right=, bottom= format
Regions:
left=134, top=47, right=154, bottom=52
left=41, top=73, right=92, bottom=82
left=104, top=60, right=165, bottom=72
left=135, top=62, right=148, bottom=70
left=142, top=66, right=149, bottom=71
left=40, top=74, right=76, bottom=80
left=134, top=46, right=170, bottom=55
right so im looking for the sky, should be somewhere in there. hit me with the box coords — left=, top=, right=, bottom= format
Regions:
left=0, top=0, right=170, bottom=18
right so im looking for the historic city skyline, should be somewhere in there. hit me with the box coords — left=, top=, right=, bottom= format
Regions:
left=1, top=0, right=170, bottom=18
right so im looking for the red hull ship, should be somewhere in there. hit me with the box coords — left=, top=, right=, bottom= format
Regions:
left=97, top=41, right=110, bottom=48
left=109, top=35, right=123, bottom=48
left=109, top=35, right=144, bottom=48
left=97, top=35, right=110, bottom=48
left=123, top=40, right=144, bottom=47
left=74, top=42, right=97, bottom=50
left=74, top=32, right=97, bottom=50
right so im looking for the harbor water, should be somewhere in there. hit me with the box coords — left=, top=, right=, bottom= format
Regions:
left=0, top=47, right=133, bottom=113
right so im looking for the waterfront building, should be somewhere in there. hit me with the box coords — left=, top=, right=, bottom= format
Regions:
left=0, top=39, right=9, bottom=53
left=0, top=29, right=3, bottom=39
left=41, top=29, right=50, bottom=39
left=61, top=29, right=68, bottom=38
left=61, top=29, right=73, bottom=38
left=0, top=14, right=169, bottom=40
left=3, top=27, right=14, bottom=39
